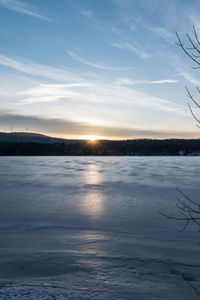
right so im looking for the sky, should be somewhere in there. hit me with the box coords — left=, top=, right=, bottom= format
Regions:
left=0, top=0, right=200, bottom=139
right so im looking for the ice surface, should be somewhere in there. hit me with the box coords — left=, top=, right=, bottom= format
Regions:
left=0, top=286, right=108, bottom=299
left=0, top=157, right=200, bottom=299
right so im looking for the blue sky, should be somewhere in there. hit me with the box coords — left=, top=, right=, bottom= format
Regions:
left=0, top=0, right=200, bottom=139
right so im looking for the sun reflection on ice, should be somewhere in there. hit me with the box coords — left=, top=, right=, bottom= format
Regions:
left=81, top=162, right=104, bottom=218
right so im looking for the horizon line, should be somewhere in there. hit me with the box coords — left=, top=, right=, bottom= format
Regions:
left=0, top=130, right=200, bottom=141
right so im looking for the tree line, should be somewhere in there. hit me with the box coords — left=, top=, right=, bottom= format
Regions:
left=1, top=139, right=200, bottom=155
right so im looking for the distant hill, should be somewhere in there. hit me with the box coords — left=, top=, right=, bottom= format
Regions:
left=0, top=132, right=82, bottom=144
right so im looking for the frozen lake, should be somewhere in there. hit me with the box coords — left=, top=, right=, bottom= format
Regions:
left=0, top=156, right=200, bottom=299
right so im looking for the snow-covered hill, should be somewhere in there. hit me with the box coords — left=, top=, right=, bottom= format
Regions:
left=0, top=132, right=82, bottom=144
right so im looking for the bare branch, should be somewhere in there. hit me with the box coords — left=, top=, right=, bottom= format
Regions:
left=176, top=187, right=200, bottom=206
left=196, top=86, right=200, bottom=94
left=192, top=54, right=200, bottom=58
left=193, top=25, right=200, bottom=47
left=185, top=86, right=200, bottom=108
left=180, top=219, right=190, bottom=232
left=186, top=33, right=200, bottom=55
left=159, top=211, right=200, bottom=221
left=161, top=187, right=200, bottom=231
left=183, top=275, right=200, bottom=296
left=188, top=102, right=200, bottom=124
left=176, top=32, right=200, bottom=66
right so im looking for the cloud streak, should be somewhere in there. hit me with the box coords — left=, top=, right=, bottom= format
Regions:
left=116, top=77, right=178, bottom=85
left=0, top=53, right=83, bottom=82
left=112, top=42, right=149, bottom=59
left=15, top=79, right=184, bottom=117
left=0, top=113, right=197, bottom=139
left=0, top=53, right=184, bottom=116
left=150, top=26, right=175, bottom=43
left=68, top=51, right=131, bottom=70
left=180, top=72, right=200, bottom=85
left=18, top=83, right=90, bottom=104
left=0, top=0, right=49, bottom=20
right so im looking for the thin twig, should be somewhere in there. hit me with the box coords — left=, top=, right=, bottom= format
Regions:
left=183, top=275, right=200, bottom=296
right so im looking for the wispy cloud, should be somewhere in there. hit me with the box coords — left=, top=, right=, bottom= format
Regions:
left=0, top=0, right=49, bottom=20
left=18, top=83, right=90, bottom=104
left=116, top=77, right=178, bottom=85
left=112, top=42, right=149, bottom=59
left=0, top=53, right=84, bottom=82
left=180, top=72, right=200, bottom=85
left=150, top=26, right=175, bottom=43
left=76, top=7, right=104, bottom=31
left=111, top=26, right=121, bottom=34
left=0, top=53, right=184, bottom=117
left=16, top=79, right=184, bottom=117
left=79, top=9, right=93, bottom=20
left=150, top=79, right=177, bottom=84
left=68, top=51, right=130, bottom=71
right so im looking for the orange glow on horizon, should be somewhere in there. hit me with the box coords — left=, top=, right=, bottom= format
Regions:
left=81, top=135, right=103, bottom=141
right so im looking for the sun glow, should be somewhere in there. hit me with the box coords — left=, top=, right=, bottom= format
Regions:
left=89, top=135, right=97, bottom=141
left=82, top=135, right=102, bottom=142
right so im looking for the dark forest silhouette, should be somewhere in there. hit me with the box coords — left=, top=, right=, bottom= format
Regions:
left=1, top=138, right=200, bottom=156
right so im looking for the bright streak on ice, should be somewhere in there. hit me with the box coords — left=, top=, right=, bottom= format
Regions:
left=81, top=162, right=104, bottom=218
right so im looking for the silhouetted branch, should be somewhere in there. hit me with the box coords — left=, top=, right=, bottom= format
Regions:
left=193, top=25, right=200, bottom=48
left=185, top=86, right=200, bottom=108
left=160, top=187, right=200, bottom=231
left=171, top=25, right=200, bottom=297
left=188, top=102, right=200, bottom=126
left=183, top=275, right=200, bottom=296
left=176, top=31, right=200, bottom=66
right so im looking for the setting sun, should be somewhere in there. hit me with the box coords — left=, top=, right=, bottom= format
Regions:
left=89, top=136, right=97, bottom=142
left=81, top=135, right=103, bottom=141
left=88, top=135, right=99, bottom=142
